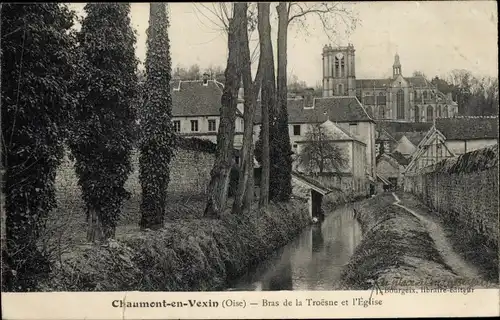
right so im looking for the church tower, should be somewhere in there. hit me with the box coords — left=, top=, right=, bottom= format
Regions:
left=393, top=53, right=402, bottom=78
left=322, top=44, right=356, bottom=97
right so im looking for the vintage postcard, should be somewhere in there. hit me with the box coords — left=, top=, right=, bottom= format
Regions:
left=1, top=1, right=499, bottom=319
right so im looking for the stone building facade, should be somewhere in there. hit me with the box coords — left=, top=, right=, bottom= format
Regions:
left=321, top=45, right=459, bottom=122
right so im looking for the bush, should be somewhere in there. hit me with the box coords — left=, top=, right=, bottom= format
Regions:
left=39, top=200, right=309, bottom=291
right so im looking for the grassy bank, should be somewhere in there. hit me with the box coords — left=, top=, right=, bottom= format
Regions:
left=396, top=192, right=498, bottom=283
left=340, top=194, right=472, bottom=289
left=36, top=200, right=309, bottom=291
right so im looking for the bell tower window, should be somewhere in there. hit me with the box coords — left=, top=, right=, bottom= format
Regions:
left=340, top=57, right=345, bottom=77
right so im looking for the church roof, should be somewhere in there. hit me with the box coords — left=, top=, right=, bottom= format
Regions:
left=435, top=117, right=499, bottom=140
left=254, top=96, right=373, bottom=124
left=407, top=76, right=433, bottom=88
left=356, top=79, right=391, bottom=89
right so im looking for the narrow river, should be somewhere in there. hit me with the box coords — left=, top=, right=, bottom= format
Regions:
left=227, top=204, right=363, bottom=291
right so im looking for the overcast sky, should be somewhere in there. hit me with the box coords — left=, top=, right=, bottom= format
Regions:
left=69, top=1, right=498, bottom=86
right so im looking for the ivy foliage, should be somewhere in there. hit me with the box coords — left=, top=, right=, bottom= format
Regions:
left=69, top=4, right=138, bottom=240
left=139, top=3, right=175, bottom=229
left=269, top=110, right=293, bottom=202
left=255, top=108, right=293, bottom=202
left=1, top=3, right=77, bottom=291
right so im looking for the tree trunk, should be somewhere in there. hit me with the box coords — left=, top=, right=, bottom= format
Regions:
left=86, top=208, right=105, bottom=242
left=232, top=2, right=257, bottom=215
left=204, top=6, right=242, bottom=218
left=258, top=2, right=274, bottom=208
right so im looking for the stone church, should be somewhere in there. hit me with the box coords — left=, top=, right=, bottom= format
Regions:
left=321, top=44, right=458, bottom=122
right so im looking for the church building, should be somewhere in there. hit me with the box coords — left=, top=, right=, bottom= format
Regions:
left=321, top=44, right=459, bottom=122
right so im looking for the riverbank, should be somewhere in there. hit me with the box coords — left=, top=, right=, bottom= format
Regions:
left=35, top=200, right=310, bottom=291
left=340, top=193, right=493, bottom=290
left=396, top=192, right=498, bottom=283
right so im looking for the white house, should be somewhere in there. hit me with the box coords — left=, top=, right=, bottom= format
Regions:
left=253, top=90, right=377, bottom=182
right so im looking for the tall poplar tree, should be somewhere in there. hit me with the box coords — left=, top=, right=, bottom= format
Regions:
left=70, top=4, right=138, bottom=242
left=1, top=3, right=76, bottom=290
left=139, top=3, right=175, bottom=229
left=272, top=2, right=293, bottom=202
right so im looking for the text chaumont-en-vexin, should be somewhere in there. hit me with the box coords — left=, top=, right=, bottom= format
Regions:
left=112, top=299, right=219, bottom=308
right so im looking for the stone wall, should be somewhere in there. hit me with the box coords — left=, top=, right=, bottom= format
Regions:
left=57, top=145, right=215, bottom=198
left=404, top=144, right=498, bottom=247
left=52, top=142, right=215, bottom=225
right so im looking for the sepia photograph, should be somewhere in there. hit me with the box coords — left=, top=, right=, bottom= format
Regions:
left=1, top=1, right=498, bottom=318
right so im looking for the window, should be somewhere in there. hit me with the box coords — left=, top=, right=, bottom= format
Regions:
left=443, top=105, right=449, bottom=118
left=340, top=57, right=345, bottom=77
left=379, top=106, right=385, bottom=119
left=337, top=84, right=344, bottom=96
left=396, top=89, right=405, bottom=119
left=377, top=92, right=386, bottom=105
left=190, top=120, right=199, bottom=132
left=426, top=105, right=433, bottom=122
left=335, top=57, right=340, bottom=77
left=349, top=123, right=358, bottom=135
left=423, top=91, right=428, bottom=100
left=414, top=105, right=420, bottom=122
left=208, top=119, right=216, bottom=132
left=293, top=144, right=298, bottom=149
left=173, top=120, right=181, bottom=132
left=293, top=125, right=301, bottom=136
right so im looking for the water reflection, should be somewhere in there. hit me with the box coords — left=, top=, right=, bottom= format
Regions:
left=228, top=205, right=363, bottom=291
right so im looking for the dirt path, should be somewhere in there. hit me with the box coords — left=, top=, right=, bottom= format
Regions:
left=391, top=192, right=483, bottom=280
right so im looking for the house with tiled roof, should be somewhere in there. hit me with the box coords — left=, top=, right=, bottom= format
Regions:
left=320, top=44, right=458, bottom=122
left=376, top=152, right=408, bottom=189
left=434, top=117, right=499, bottom=155
left=375, top=121, right=431, bottom=159
left=171, top=74, right=245, bottom=148
left=404, top=116, right=499, bottom=174
left=290, top=119, right=369, bottom=196
left=253, top=90, right=377, bottom=182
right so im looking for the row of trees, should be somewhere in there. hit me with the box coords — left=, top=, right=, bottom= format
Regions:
left=413, top=70, right=499, bottom=116
left=2, top=3, right=174, bottom=290
left=172, top=64, right=225, bottom=82
left=433, top=70, right=499, bottom=116
left=203, top=2, right=356, bottom=217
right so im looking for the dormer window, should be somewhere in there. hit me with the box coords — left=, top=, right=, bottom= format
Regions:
left=303, top=88, right=315, bottom=109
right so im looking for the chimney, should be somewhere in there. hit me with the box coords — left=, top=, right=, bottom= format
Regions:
left=303, top=88, right=315, bottom=108
left=202, top=72, right=209, bottom=85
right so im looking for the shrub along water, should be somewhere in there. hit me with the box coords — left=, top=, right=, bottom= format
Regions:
left=340, top=194, right=467, bottom=289
left=40, top=200, right=309, bottom=291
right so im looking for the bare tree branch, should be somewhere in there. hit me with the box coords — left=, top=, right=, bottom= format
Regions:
left=286, top=2, right=358, bottom=43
